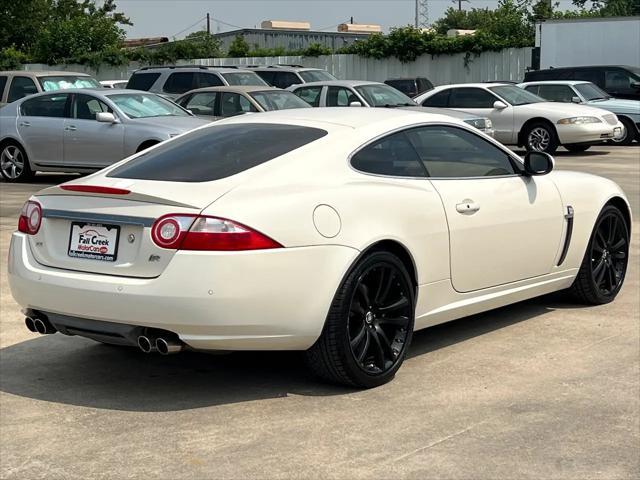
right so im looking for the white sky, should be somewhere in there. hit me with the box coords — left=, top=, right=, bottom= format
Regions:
left=116, top=0, right=578, bottom=39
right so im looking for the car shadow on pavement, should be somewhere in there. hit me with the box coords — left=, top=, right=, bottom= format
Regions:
left=0, top=293, right=584, bottom=412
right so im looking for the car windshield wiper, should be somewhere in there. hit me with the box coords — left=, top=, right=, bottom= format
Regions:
left=380, top=103, right=415, bottom=108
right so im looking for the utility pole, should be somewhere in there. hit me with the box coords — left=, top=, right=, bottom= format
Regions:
left=415, top=0, right=429, bottom=28
left=206, top=13, right=210, bottom=35
left=453, top=0, right=469, bottom=11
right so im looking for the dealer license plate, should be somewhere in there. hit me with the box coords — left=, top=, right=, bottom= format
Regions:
left=68, top=222, right=120, bottom=262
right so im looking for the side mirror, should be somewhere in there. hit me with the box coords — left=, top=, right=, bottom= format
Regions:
left=524, top=151, right=554, bottom=176
left=349, top=101, right=363, bottom=107
left=96, top=112, right=117, bottom=123
left=571, top=96, right=582, bottom=104
left=493, top=100, right=508, bottom=110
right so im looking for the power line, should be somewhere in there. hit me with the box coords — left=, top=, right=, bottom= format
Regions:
left=170, top=16, right=206, bottom=38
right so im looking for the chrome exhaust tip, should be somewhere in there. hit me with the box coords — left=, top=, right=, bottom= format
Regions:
left=156, top=337, right=183, bottom=355
left=25, top=317, right=37, bottom=333
left=137, top=335, right=155, bottom=353
left=34, top=317, right=56, bottom=335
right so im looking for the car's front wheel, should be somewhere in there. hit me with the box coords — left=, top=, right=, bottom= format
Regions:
left=306, top=251, right=415, bottom=388
left=568, top=205, right=630, bottom=304
left=0, top=142, right=33, bottom=182
left=524, top=122, right=558, bottom=154
left=611, top=117, right=637, bottom=146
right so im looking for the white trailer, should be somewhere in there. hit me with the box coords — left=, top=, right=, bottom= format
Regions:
left=535, top=16, right=640, bottom=69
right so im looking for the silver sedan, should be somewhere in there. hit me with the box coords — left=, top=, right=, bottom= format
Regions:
left=0, top=89, right=209, bottom=182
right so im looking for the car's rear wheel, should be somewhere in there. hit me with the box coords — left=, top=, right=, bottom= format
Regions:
left=524, top=122, right=558, bottom=154
left=568, top=205, right=629, bottom=305
left=611, top=117, right=637, bottom=146
left=0, top=142, right=33, bottom=182
left=306, top=251, right=415, bottom=388
left=565, top=144, right=590, bottom=153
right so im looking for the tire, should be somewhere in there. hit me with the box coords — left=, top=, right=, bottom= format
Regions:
left=568, top=205, right=630, bottom=305
left=136, top=141, right=159, bottom=153
left=523, top=122, right=558, bottom=154
left=612, top=117, right=637, bottom=146
left=306, top=251, right=415, bottom=388
left=0, top=142, right=33, bottom=182
left=565, top=145, right=590, bottom=153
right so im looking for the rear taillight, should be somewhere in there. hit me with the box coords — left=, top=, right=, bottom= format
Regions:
left=18, top=200, right=42, bottom=235
left=150, top=215, right=282, bottom=251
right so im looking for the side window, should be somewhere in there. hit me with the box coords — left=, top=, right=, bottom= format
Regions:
left=8, top=76, right=38, bottom=103
left=448, top=88, right=496, bottom=108
left=422, top=89, right=450, bottom=107
left=196, top=72, right=224, bottom=88
left=0, top=76, right=7, bottom=100
left=184, top=92, right=218, bottom=116
left=605, top=70, right=634, bottom=91
left=255, top=71, right=275, bottom=85
left=163, top=72, right=196, bottom=94
left=73, top=94, right=112, bottom=120
left=326, top=86, right=358, bottom=107
left=572, top=69, right=602, bottom=86
left=271, top=72, right=301, bottom=89
left=220, top=92, right=256, bottom=117
left=294, top=86, right=322, bottom=107
left=523, top=85, right=539, bottom=96
left=405, top=126, right=516, bottom=178
left=20, top=94, right=69, bottom=118
left=351, top=131, right=426, bottom=177
left=537, top=84, right=574, bottom=102
left=126, top=72, right=160, bottom=91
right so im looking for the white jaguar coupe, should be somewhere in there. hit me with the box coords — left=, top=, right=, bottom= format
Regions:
left=8, top=108, right=631, bottom=388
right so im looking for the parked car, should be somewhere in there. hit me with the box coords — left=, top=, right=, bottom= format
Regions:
left=523, top=66, right=640, bottom=101
left=384, top=77, right=434, bottom=97
left=247, top=65, right=337, bottom=89
left=0, top=71, right=101, bottom=107
left=415, top=83, right=624, bottom=153
left=125, top=65, right=268, bottom=99
left=9, top=108, right=630, bottom=388
left=100, top=80, right=128, bottom=89
left=518, top=80, right=640, bottom=145
left=0, top=89, right=208, bottom=182
left=289, top=80, right=494, bottom=135
left=174, top=86, right=311, bottom=120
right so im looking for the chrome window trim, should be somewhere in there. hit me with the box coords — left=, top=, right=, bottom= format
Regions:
left=347, top=121, right=524, bottom=181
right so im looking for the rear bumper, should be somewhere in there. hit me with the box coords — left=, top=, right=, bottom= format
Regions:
left=556, top=121, right=623, bottom=144
left=8, top=233, right=359, bottom=350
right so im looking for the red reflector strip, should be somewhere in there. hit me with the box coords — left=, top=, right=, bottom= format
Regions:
left=60, top=185, right=131, bottom=195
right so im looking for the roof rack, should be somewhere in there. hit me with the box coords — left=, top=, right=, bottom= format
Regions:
left=138, top=65, right=209, bottom=70
left=217, top=65, right=239, bottom=69
left=276, top=64, right=305, bottom=68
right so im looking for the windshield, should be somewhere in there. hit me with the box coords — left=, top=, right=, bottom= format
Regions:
left=575, top=83, right=610, bottom=101
left=489, top=85, right=544, bottom=105
left=38, top=76, right=101, bottom=91
left=108, top=93, right=190, bottom=118
left=221, top=72, right=268, bottom=86
left=298, top=70, right=337, bottom=82
left=250, top=90, right=311, bottom=111
left=354, top=84, right=416, bottom=107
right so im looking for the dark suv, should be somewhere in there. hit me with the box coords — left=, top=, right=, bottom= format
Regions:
left=384, top=77, right=434, bottom=98
left=523, top=65, right=640, bottom=100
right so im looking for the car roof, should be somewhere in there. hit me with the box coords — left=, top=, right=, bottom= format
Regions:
left=133, top=66, right=253, bottom=74
left=431, top=82, right=511, bottom=89
left=13, top=88, right=163, bottom=101
left=291, top=80, right=384, bottom=88
left=181, top=86, right=279, bottom=95
left=536, top=65, right=635, bottom=70
left=519, top=80, right=589, bottom=86
left=247, top=66, right=323, bottom=72
left=0, top=71, right=92, bottom=77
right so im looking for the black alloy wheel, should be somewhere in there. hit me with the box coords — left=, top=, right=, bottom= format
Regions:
left=569, top=205, right=629, bottom=304
left=306, top=251, right=415, bottom=388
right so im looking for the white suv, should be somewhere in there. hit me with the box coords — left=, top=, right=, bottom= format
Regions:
left=125, top=65, right=268, bottom=99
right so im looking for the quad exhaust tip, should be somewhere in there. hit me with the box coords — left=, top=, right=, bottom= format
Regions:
left=25, top=316, right=56, bottom=334
left=25, top=317, right=37, bottom=332
left=137, top=335, right=156, bottom=354
left=156, top=337, right=183, bottom=355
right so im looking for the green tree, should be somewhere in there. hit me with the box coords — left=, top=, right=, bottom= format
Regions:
left=227, top=35, right=250, bottom=57
left=572, top=0, right=640, bottom=15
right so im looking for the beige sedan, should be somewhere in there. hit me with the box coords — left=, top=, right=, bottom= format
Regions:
left=174, top=85, right=311, bottom=120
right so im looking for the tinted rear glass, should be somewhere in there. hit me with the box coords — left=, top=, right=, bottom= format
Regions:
left=127, top=72, right=161, bottom=91
left=108, top=123, right=328, bottom=182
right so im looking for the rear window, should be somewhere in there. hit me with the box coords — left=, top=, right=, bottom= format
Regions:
left=221, top=72, right=268, bottom=86
left=108, top=123, right=328, bottom=182
left=126, top=72, right=161, bottom=91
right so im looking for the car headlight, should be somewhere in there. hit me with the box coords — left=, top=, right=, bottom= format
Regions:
left=557, top=116, right=602, bottom=125
left=464, top=118, right=492, bottom=130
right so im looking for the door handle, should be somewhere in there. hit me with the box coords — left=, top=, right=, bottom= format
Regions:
left=65, top=125, right=77, bottom=131
left=19, top=121, right=30, bottom=127
left=456, top=200, right=480, bottom=214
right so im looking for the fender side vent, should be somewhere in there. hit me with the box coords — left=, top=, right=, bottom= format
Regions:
left=557, top=206, right=574, bottom=266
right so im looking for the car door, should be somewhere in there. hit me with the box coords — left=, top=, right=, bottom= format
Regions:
left=405, top=125, right=564, bottom=292
left=535, top=84, right=577, bottom=103
left=219, top=92, right=258, bottom=117
left=6, top=76, right=39, bottom=104
left=178, top=91, right=220, bottom=119
left=604, top=68, right=640, bottom=100
left=17, top=93, right=69, bottom=166
left=447, top=87, right=515, bottom=144
left=292, top=86, right=323, bottom=107
left=325, top=86, right=362, bottom=107
left=63, top=93, right=124, bottom=168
